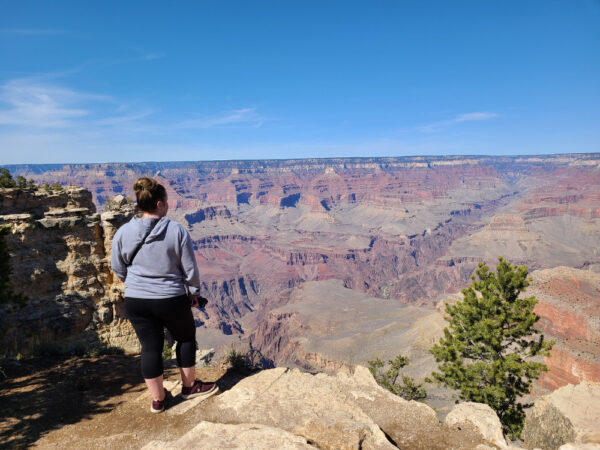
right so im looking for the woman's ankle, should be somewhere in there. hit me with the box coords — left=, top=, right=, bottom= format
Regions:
left=152, top=388, right=166, bottom=401
left=180, top=366, right=196, bottom=387
left=182, top=379, right=196, bottom=388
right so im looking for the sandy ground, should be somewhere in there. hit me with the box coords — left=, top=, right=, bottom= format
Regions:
left=0, top=354, right=247, bottom=449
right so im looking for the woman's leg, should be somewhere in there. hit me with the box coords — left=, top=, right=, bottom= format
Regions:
left=163, top=295, right=197, bottom=386
left=125, top=297, right=166, bottom=400
left=145, top=374, right=165, bottom=401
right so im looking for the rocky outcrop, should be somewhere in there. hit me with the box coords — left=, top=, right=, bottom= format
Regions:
left=149, top=366, right=507, bottom=450
left=0, top=187, right=138, bottom=355
left=94, top=199, right=139, bottom=351
left=445, top=402, right=508, bottom=448
left=522, top=381, right=600, bottom=449
left=184, top=205, right=231, bottom=225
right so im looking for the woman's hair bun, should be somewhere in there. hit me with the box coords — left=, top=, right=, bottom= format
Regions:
left=134, top=177, right=158, bottom=194
left=133, top=177, right=166, bottom=212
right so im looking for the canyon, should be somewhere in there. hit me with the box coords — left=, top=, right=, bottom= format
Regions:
left=3, top=153, right=600, bottom=396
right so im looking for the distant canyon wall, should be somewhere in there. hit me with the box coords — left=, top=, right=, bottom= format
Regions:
left=3, top=154, right=599, bottom=393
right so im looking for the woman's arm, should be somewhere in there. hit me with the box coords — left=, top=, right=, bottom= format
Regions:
left=110, top=231, right=128, bottom=282
left=180, top=230, right=201, bottom=296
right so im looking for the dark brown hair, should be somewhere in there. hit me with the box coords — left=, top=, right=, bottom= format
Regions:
left=133, top=177, right=167, bottom=212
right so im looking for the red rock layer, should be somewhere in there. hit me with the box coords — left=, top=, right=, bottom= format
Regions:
left=531, top=267, right=600, bottom=390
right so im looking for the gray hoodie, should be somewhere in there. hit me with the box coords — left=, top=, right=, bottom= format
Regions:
left=111, top=216, right=201, bottom=299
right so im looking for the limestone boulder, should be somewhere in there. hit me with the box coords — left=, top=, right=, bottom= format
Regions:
left=445, top=402, right=507, bottom=448
left=197, top=366, right=492, bottom=450
left=523, top=381, right=600, bottom=450
left=199, top=367, right=394, bottom=449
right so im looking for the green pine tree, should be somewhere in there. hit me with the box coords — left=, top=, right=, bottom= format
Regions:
left=429, top=257, right=554, bottom=438
left=16, top=175, right=27, bottom=189
left=0, top=168, right=16, bottom=188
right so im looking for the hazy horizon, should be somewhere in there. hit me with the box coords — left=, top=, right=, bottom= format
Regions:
left=3, top=151, right=600, bottom=169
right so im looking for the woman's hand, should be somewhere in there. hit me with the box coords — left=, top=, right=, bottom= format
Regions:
left=189, top=295, right=208, bottom=308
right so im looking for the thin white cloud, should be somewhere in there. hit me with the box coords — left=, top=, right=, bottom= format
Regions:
left=0, top=77, right=276, bottom=164
left=0, top=78, right=113, bottom=128
left=96, top=109, right=156, bottom=126
left=418, top=111, right=499, bottom=133
left=453, top=112, right=498, bottom=122
left=142, top=52, right=166, bottom=61
left=179, top=108, right=265, bottom=129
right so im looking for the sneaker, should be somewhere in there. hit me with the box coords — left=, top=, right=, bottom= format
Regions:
left=150, top=389, right=167, bottom=413
left=181, top=380, right=219, bottom=400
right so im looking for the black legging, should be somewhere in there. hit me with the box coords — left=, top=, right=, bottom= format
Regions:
left=125, top=295, right=196, bottom=379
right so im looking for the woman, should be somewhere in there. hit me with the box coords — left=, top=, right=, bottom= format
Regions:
left=111, top=176, right=218, bottom=413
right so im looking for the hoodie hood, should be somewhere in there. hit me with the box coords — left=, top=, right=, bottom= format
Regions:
left=118, top=216, right=170, bottom=263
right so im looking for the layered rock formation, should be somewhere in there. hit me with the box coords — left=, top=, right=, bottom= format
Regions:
left=0, top=188, right=138, bottom=355
left=529, top=267, right=600, bottom=391
left=5, top=154, right=600, bottom=387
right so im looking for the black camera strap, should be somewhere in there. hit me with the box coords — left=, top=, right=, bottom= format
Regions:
left=126, top=218, right=159, bottom=267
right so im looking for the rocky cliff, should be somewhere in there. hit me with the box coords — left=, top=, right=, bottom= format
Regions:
left=0, top=187, right=138, bottom=356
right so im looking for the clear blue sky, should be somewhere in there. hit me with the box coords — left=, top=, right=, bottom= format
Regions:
left=1, top=1, right=599, bottom=164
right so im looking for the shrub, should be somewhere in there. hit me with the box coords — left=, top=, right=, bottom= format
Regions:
left=16, top=175, right=27, bottom=189
left=0, top=168, right=16, bottom=188
left=224, top=347, right=247, bottom=371
left=162, top=339, right=172, bottom=360
left=368, top=354, right=427, bottom=401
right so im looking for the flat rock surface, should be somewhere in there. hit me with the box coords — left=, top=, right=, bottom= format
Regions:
left=142, top=422, right=315, bottom=449
left=198, top=366, right=494, bottom=450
